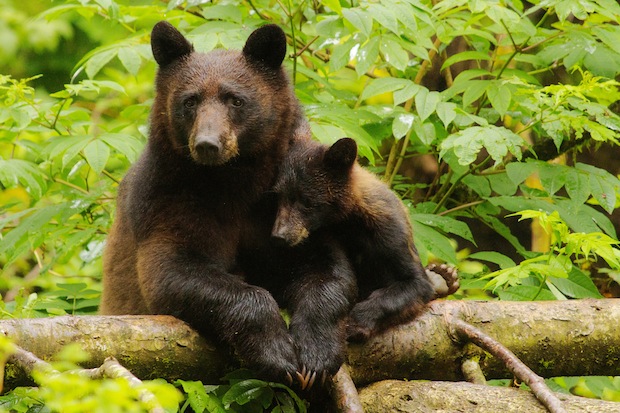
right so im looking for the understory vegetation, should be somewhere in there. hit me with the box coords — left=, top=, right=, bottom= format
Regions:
left=1, top=0, right=620, bottom=411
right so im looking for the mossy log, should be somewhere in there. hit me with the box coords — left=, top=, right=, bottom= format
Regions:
left=347, top=298, right=620, bottom=386
left=2, top=299, right=620, bottom=391
left=358, top=380, right=620, bottom=413
left=1, top=315, right=232, bottom=388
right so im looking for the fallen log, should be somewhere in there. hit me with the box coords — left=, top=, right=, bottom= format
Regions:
left=1, top=315, right=231, bottom=388
left=358, top=380, right=620, bottom=413
left=1, top=299, right=619, bottom=390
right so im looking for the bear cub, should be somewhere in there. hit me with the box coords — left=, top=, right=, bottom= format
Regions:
left=272, top=137, right=443, bottom=341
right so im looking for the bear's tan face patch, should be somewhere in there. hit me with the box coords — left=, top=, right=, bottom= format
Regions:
left=186, top=100, right=240, bottom=166
left=271, top=204, right=310, bottom=246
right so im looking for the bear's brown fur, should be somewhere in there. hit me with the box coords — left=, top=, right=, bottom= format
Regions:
left=101, top=22, right=356, bottom=383
left=272, top=137, right=436, bottom=342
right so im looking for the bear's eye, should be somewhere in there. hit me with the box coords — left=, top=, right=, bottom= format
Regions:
left=230, top=97, right=244, bottom=108
left=183, top=96, right=198, bottom=109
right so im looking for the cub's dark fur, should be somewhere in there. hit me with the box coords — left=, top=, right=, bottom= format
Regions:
left=272, top=138, right=435, bottom=342
left=101, top=22, right=355, bottom=383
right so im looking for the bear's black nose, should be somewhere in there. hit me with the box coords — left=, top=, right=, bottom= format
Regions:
left=194, top=139, right=221, bottom=159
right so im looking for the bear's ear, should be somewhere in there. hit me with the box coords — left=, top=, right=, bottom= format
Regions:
left=242, top=24, right=287, bottom=70
left=324, top=138, right=357, bottom=171
left=151, top=21, right=194, bottom=67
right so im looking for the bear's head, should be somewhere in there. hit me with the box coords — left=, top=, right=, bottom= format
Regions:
left=150, top=21, right=295, bottom=166
left=271, top=138, right=358, bottom=246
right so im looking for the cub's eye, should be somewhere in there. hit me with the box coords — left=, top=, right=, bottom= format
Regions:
left=183, top=96, right=198, bottom=109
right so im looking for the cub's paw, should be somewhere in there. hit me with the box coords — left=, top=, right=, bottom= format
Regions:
left=425, top=263, right=460, bottom=298
left=345, top=318, right=373, bottom=343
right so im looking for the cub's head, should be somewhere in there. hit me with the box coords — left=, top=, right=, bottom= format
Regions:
left=150, top=21, right=295, bottom=166
left=272, top=138, right=358, bottom=246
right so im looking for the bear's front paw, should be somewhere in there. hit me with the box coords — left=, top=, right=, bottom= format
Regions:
left=426, top=263, right=459, bottom=298
left=291, top=328, right=345, bottom=390
left=247, top=333, right=299, bottom=384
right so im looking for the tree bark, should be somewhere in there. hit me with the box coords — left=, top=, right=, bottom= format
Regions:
left=1, top=315, right=232, bottom=388
left=358, top=380, right=620, bottom=413
left=347, top=298, right=620, bottom=385
left=2, top=299, right=620, bottom=394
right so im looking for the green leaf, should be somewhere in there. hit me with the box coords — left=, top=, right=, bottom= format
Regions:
left=321, top=0, right=342, bottom=14
left=463, top=174, right=492, bottom=197
left=498, top=285, right=557, bottom=301
left=412, top=120, right=436, bottom=145
left=486, top=82, right=512, bottom=117
left=462, top=80, right=489, bottom=108
left=176, top=380, right=226, bottom=413
left=506, top=161, right=537, bottom=186
left=415, top=88, right=441, bottom=122
left=85, top=49, right=117, bottom=79
left=411, top=213, right=475, bottom=244
left=355, top=36, right=380, bottom=76
left=469, top=251, right=516, bottom=269
left=0, top=204, right=66, bottom=255
left=0, top=159, right=47, bottom=199
left=573, top=163, right=619, bottom=213
left=411, top=221, right=457, bottom=265
left=342, top=8, right=373, bottom=39
left=393, top=82, right=421, bottom=106
left=380, top=37, right=409, bottom=71
left=392, top=113, right=415, bottom=139
left=487, top=172, right=518, bottom=196
left=441, top=50, right=491, bottom=71
left=100, top=133, right=144, bottom=163
left=222, top=379, right=271, bottom=407
left=117, top=47, right=142, bottom=76
left=548, top=268, right=603, bottom=299
left=436, top=102, right=457, bottom=128
left=83, top=140, right=111, bottom=175
left=564, top=168, right=591, bottom=206
left=538, top=162, right=569, bottom=196
left=360, top=77, right=416, bottom=101
left=329, top=37, right=357, bottom=72
left=440, top=125, right=525, bottom=165
left=368, top=4, right=399, bottom=34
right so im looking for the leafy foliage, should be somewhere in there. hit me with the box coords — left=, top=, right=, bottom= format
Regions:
left=0, top=341, right=183, bottom=413
left=1, top=0, right=620, bottom=410
left=177, top=370, right=306, bottom=413
left=481, top=210, right=615, bottom=300
left=1, top=0, right=619, bottom=300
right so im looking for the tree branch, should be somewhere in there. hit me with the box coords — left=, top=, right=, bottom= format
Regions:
left=447, top=315, right=567, bottom=413
left=330, top=364, right=363, bottom=413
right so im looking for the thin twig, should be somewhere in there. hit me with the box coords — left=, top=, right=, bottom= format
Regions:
left=447, top=316, right=567, bottom=413
left=8, top=346, right=57, bottom=376
left=81, top=357, right=164, bottom=413
left=8, top=346, right=164, bottom=413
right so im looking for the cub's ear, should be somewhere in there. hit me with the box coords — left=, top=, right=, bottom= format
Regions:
left=151, top=21, right=194, bottom=67
left=324, top=138, right=357, bottom=171
left=243, top=24, right=287, bottom=70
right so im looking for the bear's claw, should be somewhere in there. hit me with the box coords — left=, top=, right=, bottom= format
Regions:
left=426, top=263, right=460, bottom=298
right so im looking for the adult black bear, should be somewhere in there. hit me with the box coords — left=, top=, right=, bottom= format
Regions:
left=272, top=137, right=444, bottom=342
left=101, top=22, right=356, bottom=384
